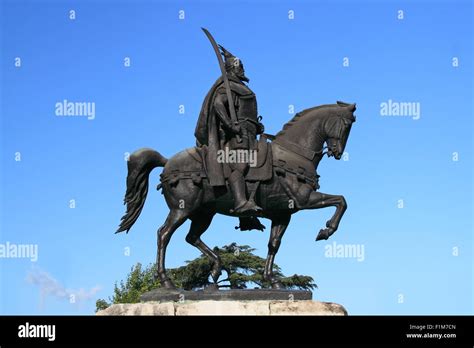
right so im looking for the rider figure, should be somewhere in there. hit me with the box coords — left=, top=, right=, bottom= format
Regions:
left=195, top=45, right=264, bottom=215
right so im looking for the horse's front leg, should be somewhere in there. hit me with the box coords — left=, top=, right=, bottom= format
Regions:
left=303, top=191, right=347, bottom=241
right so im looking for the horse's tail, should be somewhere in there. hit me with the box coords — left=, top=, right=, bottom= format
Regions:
left=116, top=148, right=168, bottom=233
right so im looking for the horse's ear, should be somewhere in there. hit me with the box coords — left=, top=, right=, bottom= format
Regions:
left=337, top=101, right=356, bottom=111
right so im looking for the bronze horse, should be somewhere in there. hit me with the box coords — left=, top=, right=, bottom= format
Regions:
left=117, top=101, right=356, bottom=289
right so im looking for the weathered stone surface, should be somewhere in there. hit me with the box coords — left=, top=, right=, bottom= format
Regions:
left=175, top=300, right=270, bottom=315
left=269, top=300, right=347, bottom=316
left=96, top=300, right=347, bottom=316
left=96, top=302, right=175, bottom=316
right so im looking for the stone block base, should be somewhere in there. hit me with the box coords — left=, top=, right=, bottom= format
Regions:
left=96, top=300, right=347, bottom=316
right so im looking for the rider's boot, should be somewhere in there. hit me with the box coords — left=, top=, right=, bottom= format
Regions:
left=228, top=171, right=262, bottom=215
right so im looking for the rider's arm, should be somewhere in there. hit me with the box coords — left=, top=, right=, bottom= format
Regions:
left=214, top=93, right=232, bottom=129
left=214, top=92, right=240, bottom=134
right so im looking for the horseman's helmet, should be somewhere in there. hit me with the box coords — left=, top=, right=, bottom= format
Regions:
left=218, top=45, right=243, bottom=72
left=218, top=44, right=249, bottom=82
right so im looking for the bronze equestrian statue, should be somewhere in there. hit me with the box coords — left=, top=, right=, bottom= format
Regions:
left=117, top=29, right=356, bottom=290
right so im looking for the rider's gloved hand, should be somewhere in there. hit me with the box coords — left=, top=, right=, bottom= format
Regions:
left=231, top=124, right=241, bottom=135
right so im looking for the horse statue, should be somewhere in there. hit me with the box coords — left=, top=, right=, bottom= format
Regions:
left=117, top=101, right=356, bottom=290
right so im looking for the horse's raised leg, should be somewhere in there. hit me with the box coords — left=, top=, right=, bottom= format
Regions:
left=264, top=214, right=291, bottom=289
left=185, top=212, right=222, bottom=284
left=303, top=191, right=347, bottom=241
left=156, top=209, right=188, bottom=289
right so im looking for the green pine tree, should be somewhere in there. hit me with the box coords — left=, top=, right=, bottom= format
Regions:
left=96, top=243, right=316, bottom=312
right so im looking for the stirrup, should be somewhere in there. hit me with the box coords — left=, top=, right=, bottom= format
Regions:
left=231, top=200, right=262, bottom=215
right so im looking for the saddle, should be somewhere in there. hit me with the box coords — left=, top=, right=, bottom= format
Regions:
left=246, top=134, right=273, bottom=182
left=159, top=135, right=273, bottom=188
left=160, top=134, right=319, bottom=193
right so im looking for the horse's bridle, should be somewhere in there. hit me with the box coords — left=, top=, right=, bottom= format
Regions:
left=325, top=117, right=353, bottom=157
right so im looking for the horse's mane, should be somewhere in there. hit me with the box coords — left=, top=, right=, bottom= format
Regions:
left=275, top=104, right=336, bottom=137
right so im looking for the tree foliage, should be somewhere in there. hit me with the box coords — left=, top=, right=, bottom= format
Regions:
left=96, top=243, right=316, bottom=311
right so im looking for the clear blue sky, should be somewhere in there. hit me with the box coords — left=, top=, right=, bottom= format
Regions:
left=1, top=0, right=472, bottom=315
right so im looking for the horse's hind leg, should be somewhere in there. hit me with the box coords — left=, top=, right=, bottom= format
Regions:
left=156, top=209, right=188, bottom=289
left=264, top=214, right=291, bottom=289
left=185, top=212, right=222, bottom=284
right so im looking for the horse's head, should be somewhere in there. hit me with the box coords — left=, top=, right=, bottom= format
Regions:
left=324, top=102, right=356, bottom=160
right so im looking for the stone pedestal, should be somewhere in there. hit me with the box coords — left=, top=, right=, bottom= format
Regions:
left=96, top=300, right=347, bottom=316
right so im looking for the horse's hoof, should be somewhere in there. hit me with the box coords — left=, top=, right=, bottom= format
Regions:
left=204, top=283, right=219, bottom=292
left=271, top=281, right=284, bottom=289
left=316, top=228, right=330, bottom=241
left=161, top=279, right=176, bottom=289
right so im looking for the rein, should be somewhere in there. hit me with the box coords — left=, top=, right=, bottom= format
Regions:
left=271, top=137, right=325, bottom=162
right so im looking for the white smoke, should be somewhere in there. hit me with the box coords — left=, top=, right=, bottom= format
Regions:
left=26, top=267, right=101, bottom=307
